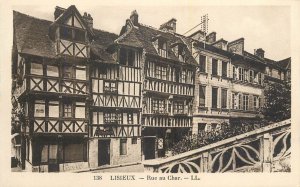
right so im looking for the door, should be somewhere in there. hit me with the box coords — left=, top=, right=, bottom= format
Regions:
left=48, top=144, right=59, bottom=172
left=98, top=140, right=110, bottom=166
left=143, top=137, right=156, bottom=160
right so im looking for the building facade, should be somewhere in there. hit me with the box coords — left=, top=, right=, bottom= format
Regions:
left=11, top=5, right=291, bottom=172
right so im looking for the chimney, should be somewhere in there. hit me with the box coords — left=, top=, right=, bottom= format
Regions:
left=254, top=48, right=265, bottom=58
left=212, top=39, right=228, bottom=50
left=188, top=30, right=206, bottom=41
left=228, top=38, right=244, bottom=55
left=159, top=18, right=177, bottom=33
left=83, top=12, right=93, bottom=29
left=130, top=10, right=139, bottom=26
left=54, top=6, right=66, bottom=20
left=206, top=32, right=216, bottom=44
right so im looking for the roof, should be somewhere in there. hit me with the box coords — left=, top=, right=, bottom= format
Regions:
left=277, top=57, right=291, bottom=69
left=116, top=22, right=198, bottom=66
left=13, top=10, right=118, bottom=63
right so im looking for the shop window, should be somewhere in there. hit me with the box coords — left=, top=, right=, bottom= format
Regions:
left=120, top=139, right=127, bottom=155
left=31, top=63, right=43, bottom=76
left=64, top=143, right=84, bottom=162
left=40, top=145, right=49, bottom=163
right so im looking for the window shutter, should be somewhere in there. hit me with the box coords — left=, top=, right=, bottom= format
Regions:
left=249, top=95, right=253, bottom=111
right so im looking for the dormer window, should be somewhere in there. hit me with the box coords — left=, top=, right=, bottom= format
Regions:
left=119, top=48, right=139, bottom=67
left=57, top=13, right=89, bottom=58
left=153, top=37, right=167, bottom=58
left=178, top=45, right=185, bottom=62
left=158, top=40, right=167, bottom=58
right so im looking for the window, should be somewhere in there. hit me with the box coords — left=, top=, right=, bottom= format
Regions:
left=60, top=25, right=86, bottom=43
left=212, top=87, right=218, bottom=108
left=199, top=55, right=206, bottom=73
left=48, top=101, right=59, bottom=118
left=63, top=66, right=73, bottom=78
left=222, top=61, right=227, bottom=77
left=127, top=113, right=133, bottom=124
left=75, top=102, right=85, bottom=118
left=31, top=63, right=43, bottom=75
left=180, top=70, right=187, bottom=83
left=75, top=66, right=86, bottom=80
left=63, top=103, right=72, bottom=117
left=131, top=137, right=137, bottom=144
left=104, top=81, right=117, bottom=92
left=249, top=70, right=254, bottom=83
left=198, top=123, right=206, bottom=134
left=104, top=113, right=120, bottom=124
left=173, top=101, right=184, bottom=114
left=34, top=100, right=45, bottom=117
left=212, top=58, right=218, bottom=76
left=155, top=65, right=167, bottom=80
left=40, top=144, right=58, bottom=164
left=238, top=67, right=244, bottom=81
left=119, top=48, right=137, bottom=67
left=152, top=99, right=166, bottom=113
left=47, top=65, right=59, bottom=77
left=120, top=139, right=127, bottom=155
left=199, top=85, right=206, bottom=107
left=243, top=95, right=249, bottom=110
left=178, top=45, right=185, bottom=62
left=221, top=89, right=227, bottom=109
left=258, top=73, right=263, bottom=85
left=158, top=40, right=167, bottom=58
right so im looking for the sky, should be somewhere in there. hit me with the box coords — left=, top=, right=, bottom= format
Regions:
left=13, top=4, right=291, bottom=61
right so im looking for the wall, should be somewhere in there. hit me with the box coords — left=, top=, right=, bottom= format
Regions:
left=111, top=138, right=142, bottom=165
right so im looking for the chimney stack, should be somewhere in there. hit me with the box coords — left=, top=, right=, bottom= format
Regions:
left=130, top=10, right=139, bottom=26
left=159, top=18, right=177, bottom=33
left=228, top=38, right=245, bottom=55
left=206, top=32, right=216, bottom=44
left=54, top=6, right=66, bottom=20
left=254, top=48, right=265, bottom=58
left=83, top=12, right=93, bottom=29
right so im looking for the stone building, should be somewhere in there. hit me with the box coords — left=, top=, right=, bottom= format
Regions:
left=11, top=5, right=291, bottom=172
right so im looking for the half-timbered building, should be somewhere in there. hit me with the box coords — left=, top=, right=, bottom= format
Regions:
left=116, top=12, right=198, bottom=159
left=12, top=5, right=144, bottom=172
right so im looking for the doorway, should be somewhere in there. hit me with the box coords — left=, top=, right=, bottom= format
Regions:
left=143, top=137, right=156, bottom=160
left=98, top=140, right=110, bottom=166
left=48, top=144, right=59, bottom=172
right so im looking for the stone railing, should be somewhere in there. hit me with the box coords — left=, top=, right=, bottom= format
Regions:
left=143, top=119, right=291, bottom=173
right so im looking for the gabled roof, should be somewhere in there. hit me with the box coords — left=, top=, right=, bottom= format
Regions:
left=116, top=21, right=198, bottom=65
left=50, top=5, right=94, bottom=37
left=13, top=10, right=118, bottom=63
